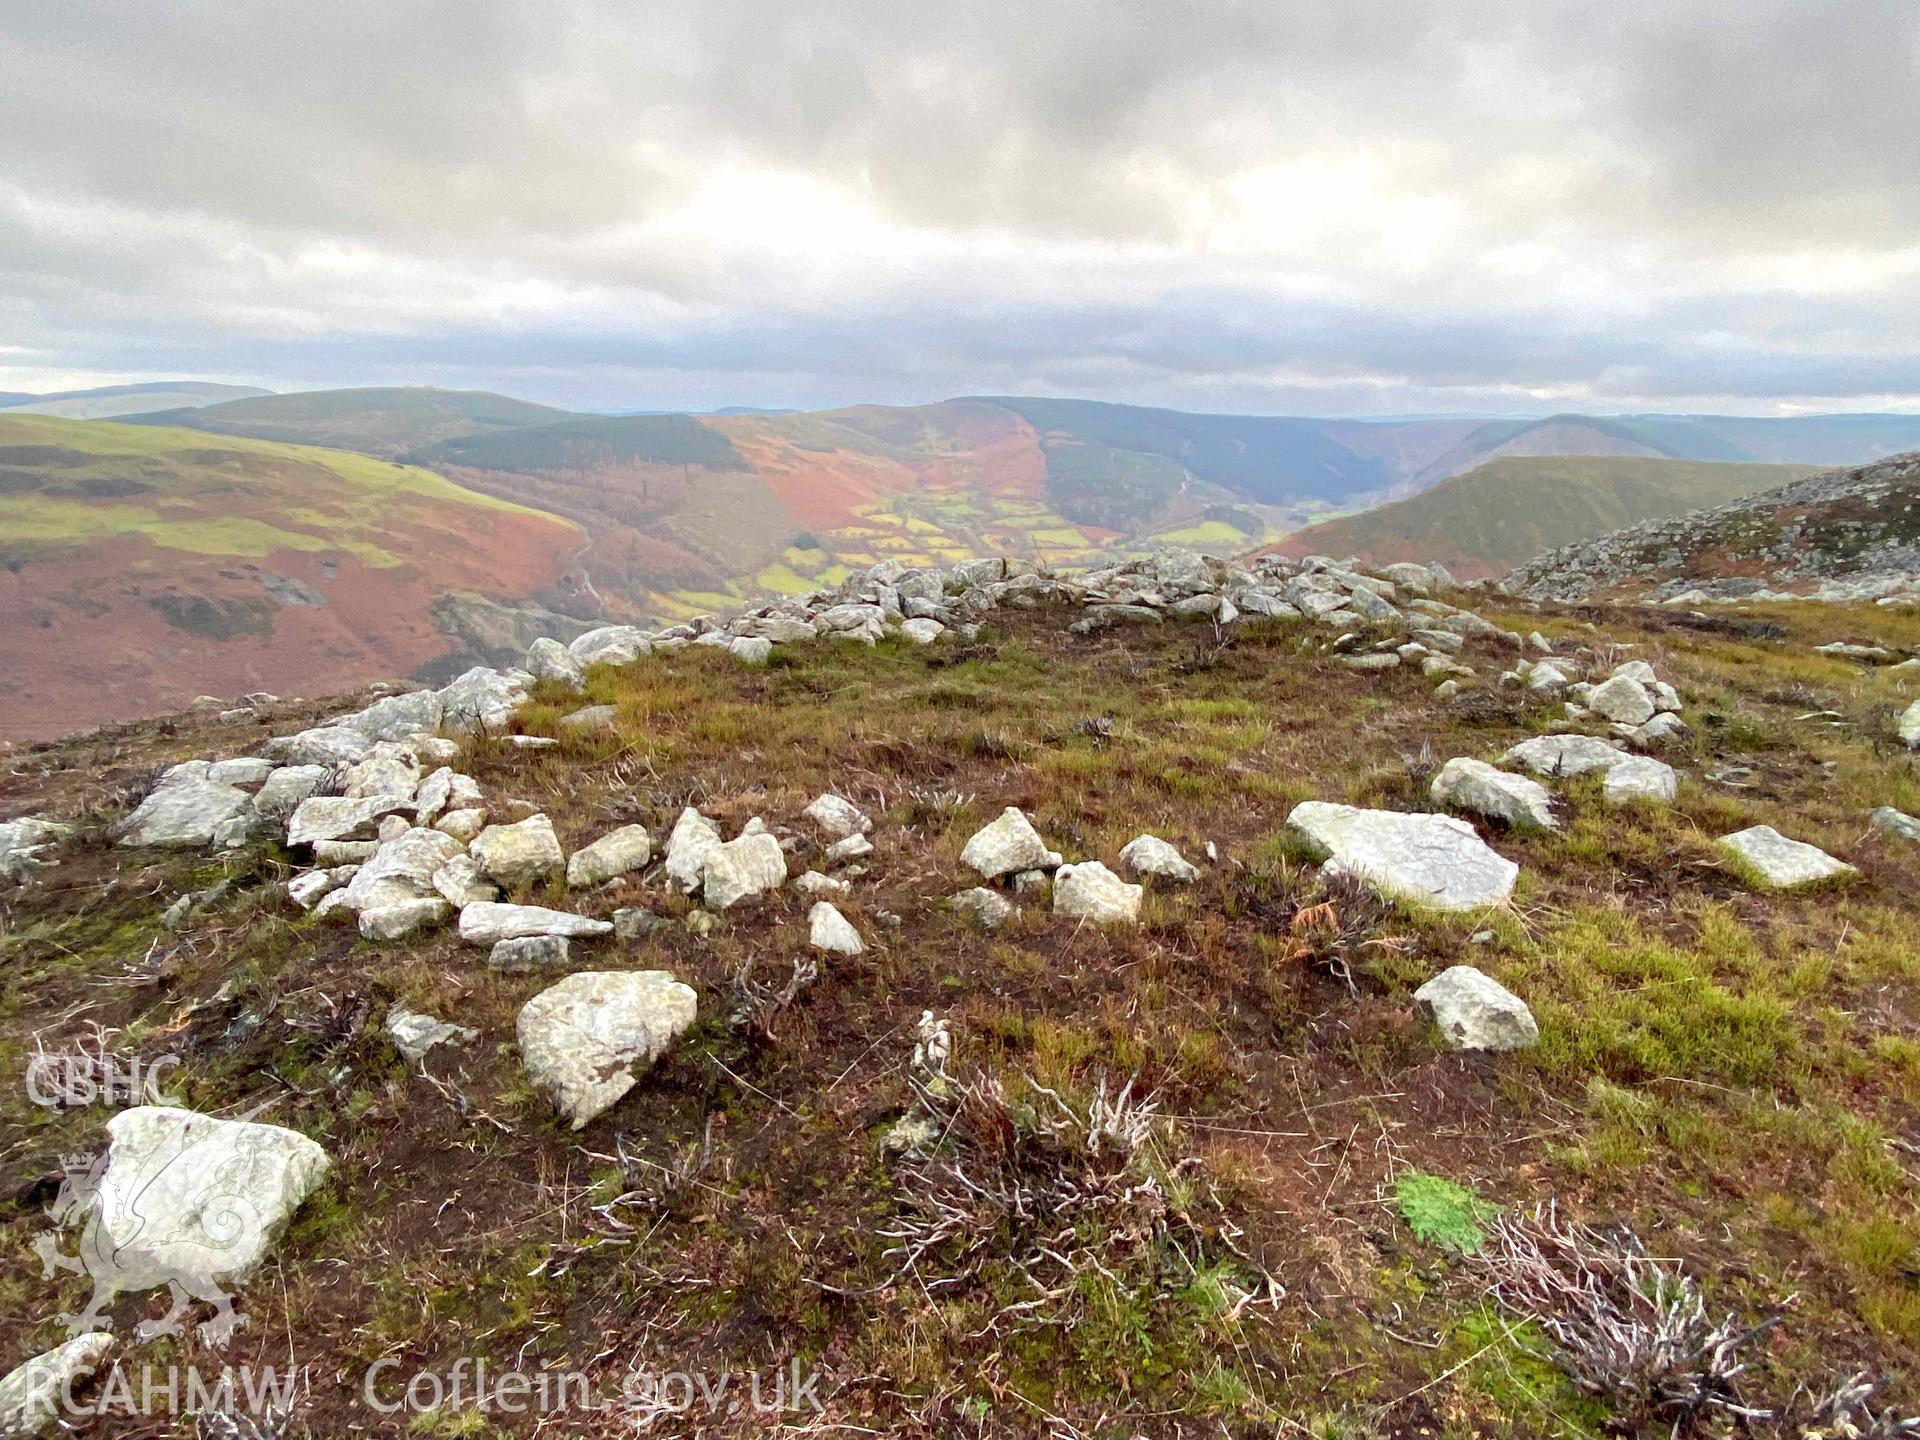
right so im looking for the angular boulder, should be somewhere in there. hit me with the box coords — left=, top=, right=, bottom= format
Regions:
left=663, top=807, right=725, bottom=891
left=1430, top=758, right=1558, bottom=831
left=1117, top=834, right=1199, bottom=883
left=1602, top=756, right=1678, bottom=806
left=118, top=777, right=250, bottom=849
left=808, top=901, right=865, bottom=955
left=287, top=794, right=412, bottom=847
left=1286, top=802, right=1518, bottom=912
left=459, top=902, right=613, bottom=945
left=702, top=832, right=788, bottom=909
left=1500, top=734, right=1633, bottom=779
left=960, top=807, right=1061, bottom=881
left=470, top=815, right=564, bottom=887
left=1585, top=675, right=1656, bottom=726
left=517, top=970, right=698, bottom=1128
left=566, top=825, right=654, bottom=888
left=338, top=827, right=465, bottom=913
left=803, top=793, right=872, bottom=840
left=0, top=1333, right=116, bottom=1437
left=1414, top=966, right=1538, bottom=1051
left=1053, top=861, right=1143, bottom=923
left=357, top=898, right=451, bottom=941
left=1718, top=826, right=1857, bottom=889
left=91, top=1107, right=330, bottom=1290
left=950, top=887, right=1014, bottom=929
left=385, top=1005, right=476, bottom=1061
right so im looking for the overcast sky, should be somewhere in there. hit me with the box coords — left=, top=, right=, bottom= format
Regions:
left=2, top=1, right=1916, bottom=416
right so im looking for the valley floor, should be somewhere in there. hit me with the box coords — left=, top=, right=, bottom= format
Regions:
left=2, top=594, right=1919, bottom=1437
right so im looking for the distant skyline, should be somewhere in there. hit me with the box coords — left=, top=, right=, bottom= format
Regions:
left=3, top=2, right=1917, bottom=417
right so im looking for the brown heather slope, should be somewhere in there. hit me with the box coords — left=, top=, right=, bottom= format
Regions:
left=0, top=416, right=579, bottom=742
left=3, top=594, right=1920, bottom=1434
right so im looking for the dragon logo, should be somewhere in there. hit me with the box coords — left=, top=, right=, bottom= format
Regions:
left=33, top=1106, right=275, bottom=1347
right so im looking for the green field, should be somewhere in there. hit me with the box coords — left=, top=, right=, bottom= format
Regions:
left=0, top=414, right=573, bottom=565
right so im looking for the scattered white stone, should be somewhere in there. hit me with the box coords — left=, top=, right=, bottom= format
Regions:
left=517, top=970, right=697, bottom=1128
left=0, top=1333, right=116, bottom=1437
left=489, top=935, right=572, bottom=972
left=1415, top=966, right=1538, bottom=1051
left=1870, top=806, right=1920, bottom=842
left=262, top=724, right=375, bottom=767
left=1053, top=861, right=1143, bottom=923
left=287, top=794, right=412, bottom=847
left=385, top=1005, right=476, bottom=1061
left=1633, top=712, right=1690, bottom=746
left=559, top=704, right=619, bottom=734
left=1500, top=734, right=1634, bottom=778
left=340, top=742, right=421, bottom=801
left=950, top=887, right=1013, bottom=929
left=729, top=636, right=774, bottom=665
left=118, top=777, right=250, bottom=848
left=286, top=869, right=344, bottom=910
left=1286, top=802, right=1518, bottom=912
left=437, top=666, right=530, bottom=732
left=525, top=637, right=585, bottom=686
left=825, top=833, right=873, bottom=865
left=430, top=853, right=498, bottom=907
left=1900, top=698, right=1920, bottom=748
left=1430, top=758, right=1558, bottom=831
left=470, top=814, right=564, bottom=887
left=960, top=807, right=1061, bottom=881
left=1117, top=834, right=1199, bottom=883
left=91, top=1107, right=330, bottom=1292
left=702, top=832, right=788, bottom=909
left=1718, top=826, right=1857, bottom=889
left=458, top=902, right=613, bottom=945
left=900, top=617, right=945, bottom=645
left=803, top=793, right=872, bottom=840
left=808, top=901, right=865, bottom=955
left=414, top=767, right=482, bottom=825
left=252, top=764, right=329, bottom=817
left=434, top=808, right=487, bottom=843
left=664, top=807, right=725, bottom=891
left=338, top=827, right=464, bottom=912
left=340, top=688, right=443, bottom=742
left=0, top=817, right=67, bottom=881
left=1585, top=675, right=1657, bottom=726
left=794, top=870, right=850, bottom=897
left=566, top=825, right=654, bottom=887
left=1602, top=756, right=1678, bottom=806
left=357, top=898, right=450, bottom=940
left=568, top=625, right=651, bottom=665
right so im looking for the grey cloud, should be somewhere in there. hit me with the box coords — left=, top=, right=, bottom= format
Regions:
left=0, top=0, right=1916, bottom=413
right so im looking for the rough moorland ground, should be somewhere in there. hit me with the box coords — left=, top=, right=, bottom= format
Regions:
left=2, top=594, right=1918, bottom=1438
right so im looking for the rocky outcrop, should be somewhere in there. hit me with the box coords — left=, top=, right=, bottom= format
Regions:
left=1508, top=450, right=1920, bottom=603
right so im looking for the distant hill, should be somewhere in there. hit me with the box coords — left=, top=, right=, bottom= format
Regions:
left=1267, top=455, right=1817, bottom=579
left=0, top=415, right=579, bottom=739
left=0, top=381, right=271, bottom=419
left=128, top=386, right=575, bottom=457
left=1508, top=448, right=1920, bottom=601
left=1399, top=411, right=1920, bottom=494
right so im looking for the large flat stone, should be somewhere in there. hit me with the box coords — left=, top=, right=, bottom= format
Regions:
left=1286, top=802, right=1518, bottom=912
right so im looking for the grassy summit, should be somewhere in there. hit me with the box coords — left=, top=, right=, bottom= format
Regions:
left=1268, top=455, right=1817, bottom=579
left=2, top=583, right=1918, bottom=1435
